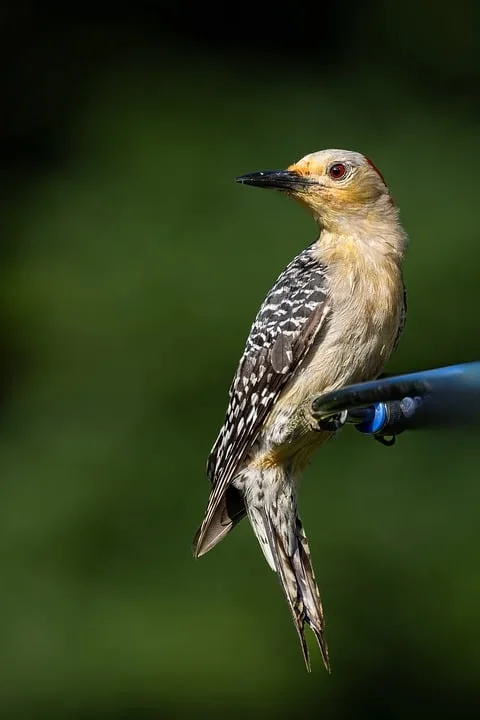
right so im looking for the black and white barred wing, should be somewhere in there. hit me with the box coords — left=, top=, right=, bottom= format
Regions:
left=194, top=249, right=331, bottom=557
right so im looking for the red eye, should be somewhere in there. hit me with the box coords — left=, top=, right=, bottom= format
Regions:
left=328, top=163, right=347, bottom=180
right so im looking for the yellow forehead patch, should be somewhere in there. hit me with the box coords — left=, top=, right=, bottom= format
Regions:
left=287, top=159, right=324, bottom=177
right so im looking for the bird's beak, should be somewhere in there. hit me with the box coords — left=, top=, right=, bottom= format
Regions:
left=235, top=169, right=311, bottom=192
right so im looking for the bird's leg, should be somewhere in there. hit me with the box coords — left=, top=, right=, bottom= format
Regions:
left=293, top=398, right=348, bottom=434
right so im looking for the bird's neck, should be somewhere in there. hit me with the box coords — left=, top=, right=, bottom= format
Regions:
left=311, top=216, right=406, bottom=324
left=313, top=203, right=407, bottom=269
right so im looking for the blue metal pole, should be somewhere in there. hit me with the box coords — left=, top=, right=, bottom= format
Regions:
left=311, top=362, right=480, bottom=437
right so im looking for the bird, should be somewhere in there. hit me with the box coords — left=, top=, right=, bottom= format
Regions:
left=193, top=149, right=407, bottom=671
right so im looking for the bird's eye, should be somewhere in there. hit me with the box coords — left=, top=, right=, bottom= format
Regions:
left=328, top=163, right=347, bottom=180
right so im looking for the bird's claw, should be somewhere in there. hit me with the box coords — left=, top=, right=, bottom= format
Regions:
left=314, top=410, right=348, bottom=433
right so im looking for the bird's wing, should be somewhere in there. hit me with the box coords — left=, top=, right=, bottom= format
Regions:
left=194, top=246, right=331, bottom=555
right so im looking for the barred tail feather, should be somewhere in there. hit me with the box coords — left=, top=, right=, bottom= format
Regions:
left=257, top=509, right=330, bottom=672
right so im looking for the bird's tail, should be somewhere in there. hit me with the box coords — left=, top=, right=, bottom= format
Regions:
left=251, top=506, right=330, bottom=672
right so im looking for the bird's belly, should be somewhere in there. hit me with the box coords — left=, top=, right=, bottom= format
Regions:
left=249, top=425, right=333, bottom=476
left=254, top=301, right=400, bottom=468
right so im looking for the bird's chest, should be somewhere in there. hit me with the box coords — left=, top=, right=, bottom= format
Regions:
left=265, top=258, right=404, bottom=447
left=302, top=263, right=403, bottom=391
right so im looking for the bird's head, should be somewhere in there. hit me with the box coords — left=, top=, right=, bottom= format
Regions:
left=236, top=149, right=395, bottom=232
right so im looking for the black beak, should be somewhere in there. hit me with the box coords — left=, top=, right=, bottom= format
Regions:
left=235, top=169, right=310, bottom=191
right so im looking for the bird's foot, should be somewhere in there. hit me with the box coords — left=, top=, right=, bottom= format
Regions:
left=312, top=410, right=348, bottom=433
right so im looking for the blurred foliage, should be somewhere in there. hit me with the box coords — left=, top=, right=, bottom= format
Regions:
left=0, top=6, right=480, bottom=719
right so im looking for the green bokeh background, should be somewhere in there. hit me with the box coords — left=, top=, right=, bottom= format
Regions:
left=1, top=5, right=479, bottom=718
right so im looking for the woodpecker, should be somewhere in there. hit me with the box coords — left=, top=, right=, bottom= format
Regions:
left=193, top=149, right=407, bottom=671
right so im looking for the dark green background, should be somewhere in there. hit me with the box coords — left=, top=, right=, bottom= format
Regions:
left=1, top=3, right=479, bottom=718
